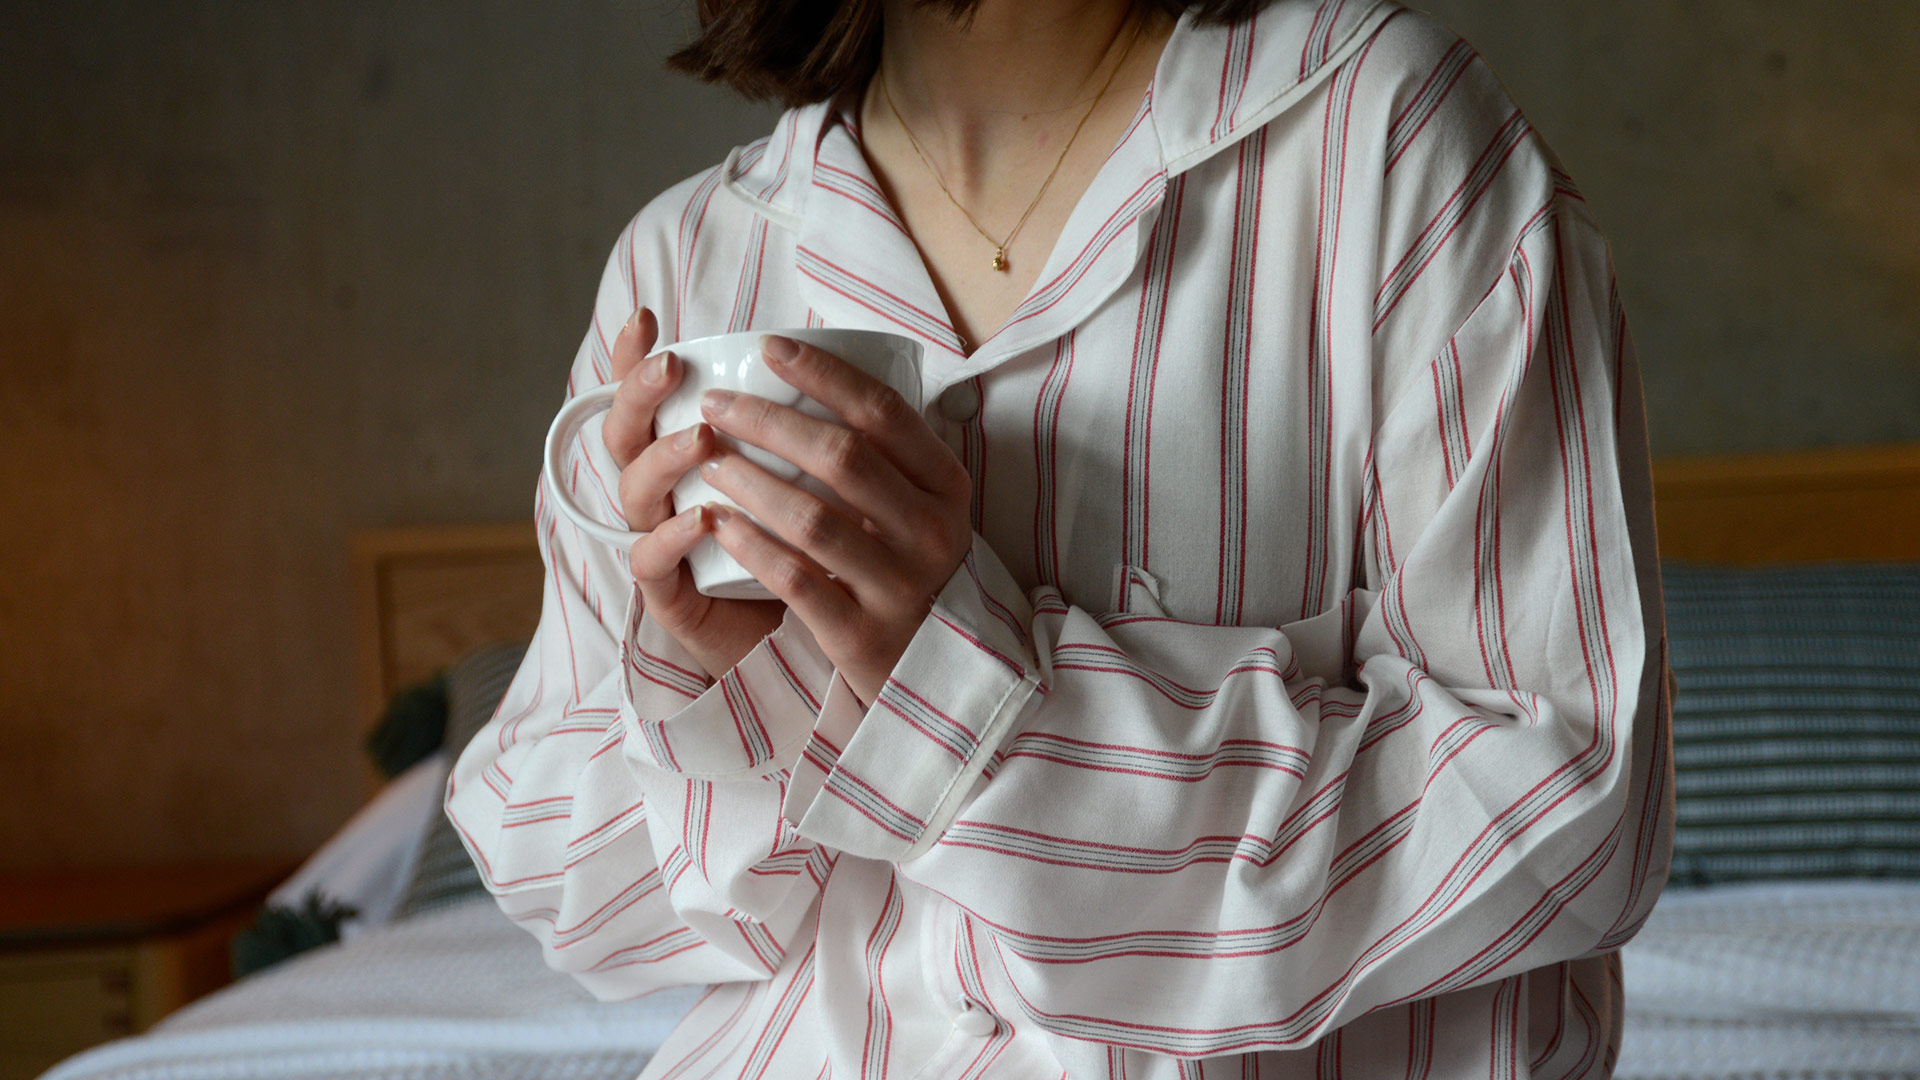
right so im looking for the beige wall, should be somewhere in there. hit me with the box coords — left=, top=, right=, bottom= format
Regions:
left=3, top=2, right=1916, bottom=870
left=0, top=2, right=776, bottom=870
left=1417, top=0, right=1920, bottom=454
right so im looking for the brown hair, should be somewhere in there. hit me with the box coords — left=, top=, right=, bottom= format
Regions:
left=667, top=0, right=1275, bottom=108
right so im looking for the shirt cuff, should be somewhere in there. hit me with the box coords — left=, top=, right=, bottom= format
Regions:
left=619, top=585, right=832, bottom=779
left=782, top=535, right=1043, bottom=862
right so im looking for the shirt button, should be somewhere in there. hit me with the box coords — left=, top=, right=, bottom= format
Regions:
left=937, top=383, right=981, bottom=423
left=953, top=1000, right=997, bottom=1037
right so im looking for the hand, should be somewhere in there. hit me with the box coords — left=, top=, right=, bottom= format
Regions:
left=694, top=334, right=973, bottom=707
left=602, top=307, right=785, bottom=679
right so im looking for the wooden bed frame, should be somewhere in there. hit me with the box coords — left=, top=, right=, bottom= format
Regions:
left=350, top=523, right=547, bottom=734
left=348, top=441, right=1920, bottom=730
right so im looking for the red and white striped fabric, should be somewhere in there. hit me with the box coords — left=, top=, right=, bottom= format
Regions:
left=448, top=1, right=1675, bottom=1076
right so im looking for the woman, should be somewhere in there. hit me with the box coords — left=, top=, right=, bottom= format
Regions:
left=450, top=0, right=1675, bottom=1076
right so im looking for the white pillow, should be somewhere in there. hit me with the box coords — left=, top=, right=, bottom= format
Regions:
left=269, top=752, right=450, bottom=938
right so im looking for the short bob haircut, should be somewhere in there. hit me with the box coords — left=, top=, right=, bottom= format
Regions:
left=668, top=0, right=1278, bottom=108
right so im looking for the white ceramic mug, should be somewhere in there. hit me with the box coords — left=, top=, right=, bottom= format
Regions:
left=542, top=327, right=924, bottom=599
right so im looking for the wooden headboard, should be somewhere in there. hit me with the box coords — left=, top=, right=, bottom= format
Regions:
left=1651, top=441, right=1920, bottom=564
left=346, top=441, right=1920, bottom=729
left=350, top=522, right=543, bottom=730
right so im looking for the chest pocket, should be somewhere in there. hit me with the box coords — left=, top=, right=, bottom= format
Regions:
left=1111, top=563, right=1170, bottom=618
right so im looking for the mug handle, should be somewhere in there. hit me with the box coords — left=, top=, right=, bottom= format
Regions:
left=542, top=383, right=646, bottom=553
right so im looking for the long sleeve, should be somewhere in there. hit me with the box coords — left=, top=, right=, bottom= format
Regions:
left=779, top=198, right=1674, bottom=1056
left=446, top=202, right=839, bottom=1001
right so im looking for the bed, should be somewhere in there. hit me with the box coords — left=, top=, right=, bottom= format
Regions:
left=42, top=442, right=1920, bottom=1080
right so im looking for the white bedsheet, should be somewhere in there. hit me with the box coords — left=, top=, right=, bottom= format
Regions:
left=1617, top=879, right=1920, bottom=1079
left=43, top=881, right=1920, bottom=1079
left=42, top=897, right=705, bottom=1080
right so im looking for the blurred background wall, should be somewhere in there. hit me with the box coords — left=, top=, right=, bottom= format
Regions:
left=2, top=0, right=1916, bottom=871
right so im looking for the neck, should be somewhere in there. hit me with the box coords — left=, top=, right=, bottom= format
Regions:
left=871, top=0, right=1167, bottom=197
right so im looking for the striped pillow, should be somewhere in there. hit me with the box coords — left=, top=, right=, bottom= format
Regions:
left=395, top=641, right=529, bottom=918
left=1662, top=561, right=1920, bottom=885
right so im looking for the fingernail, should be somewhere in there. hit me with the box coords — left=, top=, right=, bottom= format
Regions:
left=644, top=351, right=673, bottom=384
left=761, top=334, right=801, bottom=364
left=699, top=456, right=722, bottom=479
left=707, top=504, right=733, bottom=525
left=684, top=505, right=707, bottom=531
left=674, top=423, right=702, bottom=451
left=702, top=389, right=735, bottom=416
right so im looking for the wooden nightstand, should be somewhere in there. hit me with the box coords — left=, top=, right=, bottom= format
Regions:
left=0, top=861, right=293, bottom=1080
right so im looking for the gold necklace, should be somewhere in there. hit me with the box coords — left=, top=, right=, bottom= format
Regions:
left=878, top=16, right=1144, bottom=273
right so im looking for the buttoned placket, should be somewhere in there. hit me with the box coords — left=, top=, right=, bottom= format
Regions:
left=718, top=43, right=1183, bottom=1080
left=903, top=897, right=1003, bottom=1080
left=923, top=894, right=980, bottom=1033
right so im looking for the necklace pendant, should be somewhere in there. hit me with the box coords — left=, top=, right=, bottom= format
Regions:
left=991, top=248, right=1007, bottom=272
